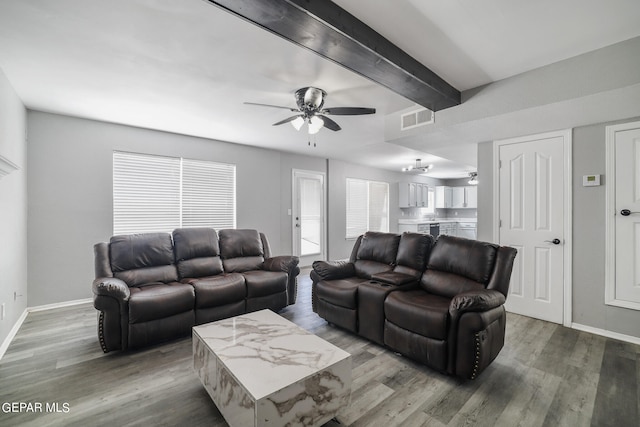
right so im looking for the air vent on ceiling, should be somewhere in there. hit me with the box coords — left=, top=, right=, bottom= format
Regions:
left=401, top=108, right=434, bottom=131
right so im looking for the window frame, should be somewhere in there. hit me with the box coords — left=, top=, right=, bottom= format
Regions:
left=345, top=177, right=390, bottom=239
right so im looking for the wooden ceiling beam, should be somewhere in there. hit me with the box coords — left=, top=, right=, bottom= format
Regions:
left=206, top=0, right=461, bottom=111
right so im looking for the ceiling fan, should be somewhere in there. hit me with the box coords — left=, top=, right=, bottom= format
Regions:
left=245, top=87, right=376, bottom=134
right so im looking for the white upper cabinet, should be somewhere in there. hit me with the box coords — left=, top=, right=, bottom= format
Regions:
left=436, top=185, right=477, bottom=208
left=435, top=186, right=452, bottom=208
left=399, top=182, right=429, bottom=208
left=465, top=186, right=478, bottom=208
left=451, top=187, right=465, bottom=208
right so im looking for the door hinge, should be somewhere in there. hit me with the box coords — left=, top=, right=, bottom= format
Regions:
left=499, top=160, right=502, bottom=168
left=499, top=219, right=502, bottom=227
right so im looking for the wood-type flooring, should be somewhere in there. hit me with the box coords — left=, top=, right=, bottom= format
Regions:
left=1, top=272, right=638, bottom=426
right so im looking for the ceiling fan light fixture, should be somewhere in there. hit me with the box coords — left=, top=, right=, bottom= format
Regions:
left=291, top=116, right=305, bottom=131
left=247, top=87, right=375, bottom=134
left=308, top=116, right=324, bottom=134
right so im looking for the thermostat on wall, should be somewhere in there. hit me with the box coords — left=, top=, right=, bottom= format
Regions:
left=582, top=174, right=601, bottom=186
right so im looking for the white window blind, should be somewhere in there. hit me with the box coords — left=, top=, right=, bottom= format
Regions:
left=182, top=158, right=236, bottom=229
left=113, top=151, right=236, bottom=235
left=346, top=178, right=389, bottom=239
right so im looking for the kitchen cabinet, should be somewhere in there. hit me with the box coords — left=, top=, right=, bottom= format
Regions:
left=399, top=182, right=429, bottom=208
left=439, top=222, right=458, bottom=236
left=457, top=222, right=477, bottom=239
left=451, top=187, right=465, bottom=208
left=398, top=223, right=418, bottom=233
left=439, top=185, right=477, bottom=209
left=465, top=186, right=478, bottom=208
left=435, top=186, right=452, bottom=208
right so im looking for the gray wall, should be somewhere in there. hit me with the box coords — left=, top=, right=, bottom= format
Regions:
left=26, top=111, right=326, bottom=306
left=477, top=141, right=495, bottom=242
left=0, top=68, right=27, bottom=346
left=572, top=118, right=640, bottom=338
left=478, top=118, right=640, bottom=339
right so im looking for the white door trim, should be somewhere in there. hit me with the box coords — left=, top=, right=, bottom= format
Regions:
left=605, top=120, right=640, bottom=310
left=291, top=169, right=327, bottom=266
left=492, top=129, right=573, bottom=327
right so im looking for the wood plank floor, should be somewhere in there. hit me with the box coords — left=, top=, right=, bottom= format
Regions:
left=1, top=273, right=639, bottom=427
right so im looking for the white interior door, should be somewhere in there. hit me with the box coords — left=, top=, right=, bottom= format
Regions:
left=292, top=170, right=326, bottom=267
left=607, top=122, right=640, bottom=309
left=497, top=131, right=568, bottom=324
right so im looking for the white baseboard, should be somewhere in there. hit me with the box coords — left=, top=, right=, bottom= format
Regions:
left=0, top=308, right=28, bottom=360
left=572, top=322, right=640, bottom=346
left=0, top=298, right=93, bottom=360
left=27, top=298, right=92, bottom=312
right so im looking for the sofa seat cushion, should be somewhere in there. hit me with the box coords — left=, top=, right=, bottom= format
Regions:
left=129, top=282, right=195, bottom=323
left=242, top=270, right=287, bottom=297
left=191, top=273, right=246, bottom=308
left=384, top=290, right=451, bottom=341
left=316, top=277, right=367, bottom=309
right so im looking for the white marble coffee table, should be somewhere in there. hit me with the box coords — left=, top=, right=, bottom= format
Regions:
left=193, top=309, right=351, bottom=427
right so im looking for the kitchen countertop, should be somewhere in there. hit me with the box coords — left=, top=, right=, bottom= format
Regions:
left=398, top=218, right=477, bottom=225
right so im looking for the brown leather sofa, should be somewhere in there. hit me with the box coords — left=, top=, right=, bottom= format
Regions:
left=93, top=228, right=300, bottom=353
left=311, top=232, right=517, bottom=379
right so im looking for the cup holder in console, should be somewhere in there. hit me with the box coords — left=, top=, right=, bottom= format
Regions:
left=369, top=280, right=392, bottom=287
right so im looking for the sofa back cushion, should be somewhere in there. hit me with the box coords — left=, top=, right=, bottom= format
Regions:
left=172, top=228, right=224, bottom=279
left=219, top=229, right=265, bottom=272
left=421, top=235, right=498, bottom=298
left=353, top=232, right=400, bottom=278
left=393, top=232, right=434, bottom=277
left=110, top=233, right=178, bottom=286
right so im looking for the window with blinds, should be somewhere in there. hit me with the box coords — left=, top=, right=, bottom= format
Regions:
left=113, top=151, right=236, bottom=235
left=346, top=178, right=389, bottom=239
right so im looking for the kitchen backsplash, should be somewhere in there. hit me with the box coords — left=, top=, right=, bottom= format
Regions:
left=440, top=208, right=478, bottom=218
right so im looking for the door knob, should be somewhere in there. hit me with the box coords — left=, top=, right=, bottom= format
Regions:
left=620, top=209, right=640, bottom=216
left=544, top=238, right=561, bottom=245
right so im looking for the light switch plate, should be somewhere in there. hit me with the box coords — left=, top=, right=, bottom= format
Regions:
left=583, top=174, right=601, bottom=186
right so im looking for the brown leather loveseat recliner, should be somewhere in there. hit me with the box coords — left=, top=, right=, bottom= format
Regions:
left=311, top=232, right=517, bottom=379
left=93, top=228, right=300, bottom=353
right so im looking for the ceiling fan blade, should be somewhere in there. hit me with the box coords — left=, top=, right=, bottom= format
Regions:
left=272, top=115, right=303, bottom=126
left=244, top=102, right=298, bottom=112
left=317, top=115, right=341, bottom=131
left=322, top=107, right=376, bottom=115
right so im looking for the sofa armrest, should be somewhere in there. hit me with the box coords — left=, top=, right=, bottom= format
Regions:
left=92, top=277, right=130, bottom=301
left=449, top=289, right=505, bottom=317
left=311, top=260, right=355, bottom=281
left=262, top=256, right=300, bottom=275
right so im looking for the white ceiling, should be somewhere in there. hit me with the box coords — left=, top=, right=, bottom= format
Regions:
left=1, top=0, right=639, bottom=178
